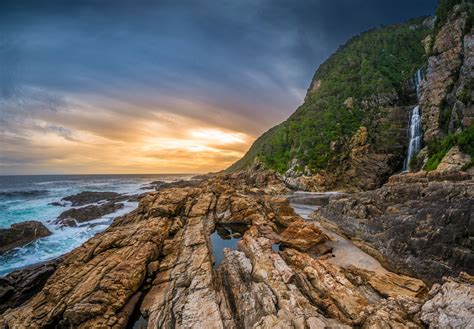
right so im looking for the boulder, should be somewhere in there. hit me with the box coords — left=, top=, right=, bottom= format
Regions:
left=421, top=273, right=474, bottom=328
left=61, top=191, right=121, bottom=206
left=0, top=221, right=51, bottom=254
left=436, top=145, right=471, bottom=172
left=55, top=202, right=124, bottom=227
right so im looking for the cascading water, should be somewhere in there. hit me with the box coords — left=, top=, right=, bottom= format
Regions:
left=403, top=68, right=424, bottom=172
left=414, top=68, right=423, bottom=98
left=403, top=105, right=422, bottom=171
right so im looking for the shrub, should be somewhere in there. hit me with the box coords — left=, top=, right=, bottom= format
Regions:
left=425, top=125, right=474, bottom=171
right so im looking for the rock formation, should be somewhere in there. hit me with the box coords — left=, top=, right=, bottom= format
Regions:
left=421, top=272, right=474, bottom=328
left=436, top=145, right=472, bottom=172
left=0, top=221, right=51, bottom=254
left=55, top=202, right=124, bottom=227
left=2, top=171, right=471, bottom=328
left=61, top=191, right=122, bottom=206
left=1, top=174, right=436, bottom=328
left=420, top=4, right=474, bottom=143
left=318, top=171, right=473, bottom=284
left=0, top=260, right=60, bottom=314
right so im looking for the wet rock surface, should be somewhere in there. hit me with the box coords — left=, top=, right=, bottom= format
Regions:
left=0, top=259, right=60, bottom=314
left=0, top=221, right=52, bottom=254
left=146, top=179, right=202, bottom=191
left=1, top=170, right=452, bottom=329
left=55, top=202, right=125, bottom=227
left=318, top=172, right=474, bottom=284
left=61, top=191, right=122, bottom=206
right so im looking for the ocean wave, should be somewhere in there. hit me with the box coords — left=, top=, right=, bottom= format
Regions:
left=0, top=190, right=49, bottom=198
left=0, top=200, right=139, bottom=276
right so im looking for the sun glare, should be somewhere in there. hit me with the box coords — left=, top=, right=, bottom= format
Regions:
left=189, top=129, right=247, bottom=145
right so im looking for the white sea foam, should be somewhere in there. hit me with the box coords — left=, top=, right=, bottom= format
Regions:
left=0, top=174, right=190, bottom=276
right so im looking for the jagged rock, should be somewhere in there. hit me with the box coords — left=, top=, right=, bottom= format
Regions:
left=225, top=169, right=290, bottom=195
left=0, top=221, right=52, bottom=254
left=459, top=32, right=474, bottom=127
left=361, top=296, right=423, bottom=328
left=318, top=178, right=474, bottom=284
left=61, top=191, right=121, bottom=206
left=0, top=173, right=436, bottom=328
left=0, top=259, right=60, bottom=314
left=421, top=273, right=474, bottom=328
left=55, top=202, right=124, bottom=227
left=284, top=158, right=308, bottom=178
left=216, top=250, right=278, bottom=328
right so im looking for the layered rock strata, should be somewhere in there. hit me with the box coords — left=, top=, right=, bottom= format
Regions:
left=420, top=4, right=474, bottom=142
left=318, top=171, right=474, bottom=284
left=6, top=171, right=471, bottom=328
left=0, top=260, right=60, bottom=314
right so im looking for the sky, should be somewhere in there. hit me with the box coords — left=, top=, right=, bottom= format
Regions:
left=0, top=0, right=438, bottom=175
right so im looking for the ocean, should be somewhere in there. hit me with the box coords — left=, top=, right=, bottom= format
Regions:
left=0, top=174, right=192, bottom=276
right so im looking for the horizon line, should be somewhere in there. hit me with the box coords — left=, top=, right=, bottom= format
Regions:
left=0, top=172, right=211, bottom=177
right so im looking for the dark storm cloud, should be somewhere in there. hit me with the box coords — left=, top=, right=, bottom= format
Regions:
left=0, top=0, right=437, bottom=174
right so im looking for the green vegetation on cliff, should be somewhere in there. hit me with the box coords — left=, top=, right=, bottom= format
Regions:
left=426, top=1, right=474, bottom=171
left=425, top=125, right=474, bottom=171
left=435, top=0, right=473, bottom=33
left=228, top=19, right=431, bottom=173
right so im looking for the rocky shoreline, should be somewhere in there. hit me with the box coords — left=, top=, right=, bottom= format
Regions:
left=0, top=170, right=472, bottom=328
left=0, top=179, right=205, bottom=254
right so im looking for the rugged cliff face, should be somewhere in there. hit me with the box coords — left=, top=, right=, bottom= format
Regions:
left=416, top=2, right=474, bottom=172
left=421, top=2, right=473, bottom=142
left=318, top=171, right=474, bottom=284
left=228, top=18, right=432, bottom=191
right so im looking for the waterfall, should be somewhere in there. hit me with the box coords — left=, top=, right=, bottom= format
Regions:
left=403, top=105, right=422, bottom=171
left=414, top=68, right=423, bottom=98
left=403, top=69, right=424, bottom=172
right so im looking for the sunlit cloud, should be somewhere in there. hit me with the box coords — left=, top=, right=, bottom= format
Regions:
left=189, top=128, right=247, bottom=145
left=0, top=88, right=253, bottom=174
left=0, top=0, right=436, bottom=174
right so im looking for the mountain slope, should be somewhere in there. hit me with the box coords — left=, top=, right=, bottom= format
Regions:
left=228, top=18, right=432, bottom=190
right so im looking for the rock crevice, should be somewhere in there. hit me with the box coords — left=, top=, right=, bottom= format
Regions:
left=3, top=172, right=464, bottom=328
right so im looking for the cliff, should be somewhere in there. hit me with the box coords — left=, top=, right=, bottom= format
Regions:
left=416, top=1, right=474, bottom=172
left=229, top=1, right=474, bottom=191
left=228, top=18, right=432, bottom=190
